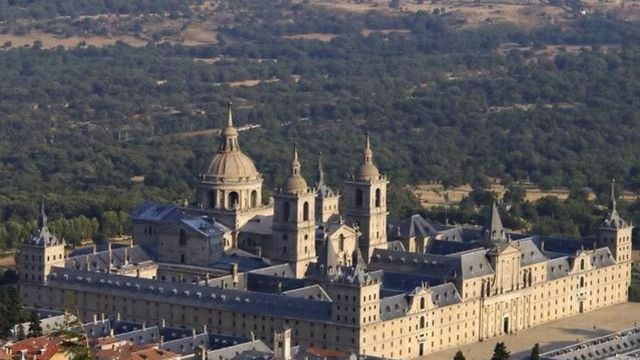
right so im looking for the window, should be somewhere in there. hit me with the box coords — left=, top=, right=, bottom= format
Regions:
left=420, top=298, right=425, bottom=310
left=339, top=235, right=345, bottom=252
left=420, top=316, right=425, bottom=329
left=228, top=191, right=239, bottom=209
left=375, top=188, right=381, bottom=207
left=179, top=229, right=187, bottom=246
left=282, top=202, right=291, bottom=222
left=580, top=259, right=585, bottom=270
left=355, top=189, right=363, bottom=207
left=209, top=190, right=217, bottom=208
left=250, top=190, right=258, bottom=208
left=303, top=201, right=310, bottom=221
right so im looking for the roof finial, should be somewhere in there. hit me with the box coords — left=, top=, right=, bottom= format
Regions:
left=227, top=97, right=233, bottom=128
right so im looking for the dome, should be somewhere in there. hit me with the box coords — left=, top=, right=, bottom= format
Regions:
left=355, top=163, right=379, bottom=180
left=205, top=151, right=260, bottom=181
left=283, top=175, right=308, bottom=194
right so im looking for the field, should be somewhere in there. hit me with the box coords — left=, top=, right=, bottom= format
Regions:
left=411, top=182, right=640, bottom=208
left=0, top=255, right=15, bottom=270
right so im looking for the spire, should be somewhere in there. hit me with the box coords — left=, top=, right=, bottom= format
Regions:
left=39, top=196, right=48, bottom=229
left=487, top=201, right=506, bottom=242
left=219, top=99, right=239, bottom=153
left=610, top=179, right=617, bottom=213
left=602, top=179, right=628, bottom=229
left=363, top=131, right=373, bottom=164
left=317, top=152, right=326, bottom=187
left=292, top=144, right=300, bottom=176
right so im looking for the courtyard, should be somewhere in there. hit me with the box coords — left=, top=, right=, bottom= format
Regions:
left=424, top=302, right=640, bottom=360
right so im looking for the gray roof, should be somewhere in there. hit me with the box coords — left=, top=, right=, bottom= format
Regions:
left=379, top=294, right=408, bottom=321
left=239, top=215, right=273, bottom=235
left=282, top=285, right=331, bottom=301
left=66, top=245, right=154, bottom=273
left=25, top=225, right=61, bottom=247
left=547, top=257, right=571, bottom=280
left=48, top=267, right=333, bottom=322
left=131, top=202, right=184, bottom=224
left=514, top=238, right=548, bottom=266
left=388, top=214, right=438, bottom=240
left=428, top=283, right=462, bottom=307
left=181, top=216, right=230, bottom=237
left=591, top=247, right=616, bottom=268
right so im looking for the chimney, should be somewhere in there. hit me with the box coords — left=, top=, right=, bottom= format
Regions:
left=142, top=321, right=146, bottom=330
left=160, top=336, right=164, bottom=345
left=161, top=319, right=166, bottom=328
left=101, top=313, right=105, bottom=321
left=129, top=238, right=134, bottom=248
left=256, top=246, right=262, bottom=257
left=116, top=313, right=121, bottom=321
left=202, top=325, right=207, bottom=333
left=231, top=263, right=238, bottom=285
left=109, top=328, right=114, bottom=337
left=93, top=314, right=97, bottom=324
left=192, top=328, right=196, bottom=338
left=107, top=242, right=112, bottom=273
left=136, top=269, right=140, bottom=278
left=541, top=241, right=545, bottom=252
left=92, top=244, right=97, bottom=254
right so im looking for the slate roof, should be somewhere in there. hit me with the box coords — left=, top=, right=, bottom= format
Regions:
left=131, top=202, right=184, bottom=224
left=282, top=285, right=331, bottom=301
left=428, top=240, right=479, bottom=255
left=379, top=294, right=408, bottom=321
left=25, top=225, right=61, bottom=247
left=48, top=267, right=333, bottom=321
left=181, top=216, right=230, bottom=237
left=66, top=245, right=154, bottom=273
left=239, top=215, right=273, bottom=235
left=514, top=238, right=548, bottom=266
left=388, top=214, right=439, bottom=240
left=547, top=257, right=571, bottom=280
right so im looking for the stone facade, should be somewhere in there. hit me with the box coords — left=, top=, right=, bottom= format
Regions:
left=17, top=106, right=634, bottom=359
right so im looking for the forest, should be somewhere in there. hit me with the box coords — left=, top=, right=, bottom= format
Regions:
left=0, top=0, right=640, bottom=250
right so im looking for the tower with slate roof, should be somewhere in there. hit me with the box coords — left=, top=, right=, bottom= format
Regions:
left=19, top=199, right=65, bottom=306
left=598, top=180, right=633, bottom=263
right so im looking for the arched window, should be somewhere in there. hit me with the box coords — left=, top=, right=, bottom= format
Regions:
left=228, top=191, right=239, bottom=209
left=303, top=202, right=310, bottom=221
left=580, top=277, right=585, bottom=288
left=355, top=189, right=363, bottom=207
left=528, top=271, right=533, bottom=286
left=282, top=202, right=291, bottom=222
left=339, top=234, right=345, bottom=252
left=523, top=272, right=527, bottom=287
left=375, top=188, right=381, bottom=207
left=419, top=316, right=425, bottom=329
left=250, top=190, right=258, bottom=208
left=580, top=259, right=585, bottom=270
left=420, top=298, right=425, bottom=310
left=179, top=229, right=187, bottom=246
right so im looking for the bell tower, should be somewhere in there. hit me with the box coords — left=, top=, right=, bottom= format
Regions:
left=344, top=132, right=388, bottom=261
left=597, top=180, right=633, bottom=263
left=271, top=145, right=317, bottom=277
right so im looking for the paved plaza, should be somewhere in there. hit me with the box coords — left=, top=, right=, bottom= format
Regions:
left=424, top=302, right=640, bottom=360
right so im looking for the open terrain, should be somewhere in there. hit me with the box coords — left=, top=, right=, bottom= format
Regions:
left=425, top=302, right=640, bottom=360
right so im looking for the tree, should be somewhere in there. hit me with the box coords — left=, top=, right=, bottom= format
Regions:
left=454, top=350, right=466, bottom=360
left=491, top=342, right=510, bottom=360
left=16, top=323, right=26, bottom=340
left=530, top=343, right=540, bottom=360
left=28, top=309, right=43, bottom=338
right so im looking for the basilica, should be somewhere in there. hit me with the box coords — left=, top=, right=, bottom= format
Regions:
left=19, top=103, right=633, bottom=359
